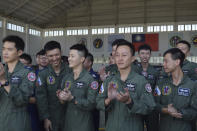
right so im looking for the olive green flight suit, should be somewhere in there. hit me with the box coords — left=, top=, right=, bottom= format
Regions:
left=61, top=69, right=98, bottom=131
left=96, top=70, right=156, bottom=131
left=0, top=61, right=35, bottom=131
left=181, top=60, right=197, bottom=131
left=182, top=60, right=197, bottom=81
left=36, top=63, right=70, bottom=131
left=155, top=75, right=197, bottom=131
left=135, top=63, right=159, bottom=131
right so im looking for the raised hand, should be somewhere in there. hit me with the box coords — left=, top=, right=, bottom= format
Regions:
left=108, top=83, right=117, bottom=101
left=116, top=88, right=131, bottom=104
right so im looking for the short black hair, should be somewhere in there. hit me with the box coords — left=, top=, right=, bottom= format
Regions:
left=112, top=39, right=127, bottom=47
left=3, top=35, right=25, bottom=51
left=61, top=56, right=69, bottom=64
left=20, top=53, right=32, bottom=64
left=138, top=44, right=152, bottom=53
left=36, top=49, right=46, bottom=57
left=70, top=44, right=88, bottom=58
left=163, top=48, right=185, bottom=67
left=116, top=39, right=135, bottom=56
left=86, top=53, right=94, bottom=65
left=44, top=41, right=61, bottom=52
left=176, top=40, right=191, bottom=50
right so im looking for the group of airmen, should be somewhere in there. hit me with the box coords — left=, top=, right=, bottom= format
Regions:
left=0, top=35, right=197, bottom=131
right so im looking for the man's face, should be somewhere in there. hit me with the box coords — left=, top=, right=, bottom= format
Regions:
left=39, top=55, right=49, bottom=67
left=46, top=48, right=61, bottom=67
left=115, top=45, right=133, bottom=70
left=2, top=41, right=22, bottom=63
left=36, top=55, right=40, bottom=65
left=68, top=50, right=84, bottom=69
left=163, top=53, right=179, bottom=73
left=83, top=58, right=91, bottom=70
left=20, top=58, right=30, bottom=66
left=138, top=49, right=151, bottom=63
left=176, top=43, right=189, bottom=57
left=112, top=45, right=117, bottom=57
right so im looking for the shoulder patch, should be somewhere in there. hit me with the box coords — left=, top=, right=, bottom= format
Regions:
left=28, top=72, right=36, bottom=82
left=36, top=77, right=42, bottom=86
left=99, top=83, right=104, bottom=94
left=145, top=83, right=152, bottom=93
left=154, top=86, right=161, bottom=96
left=91, top=81, right=98, bottom=90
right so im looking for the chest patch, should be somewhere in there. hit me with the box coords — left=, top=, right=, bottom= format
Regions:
left=182, top=70, right=189, bottom=74
left=47, top=76, right=55, bottom=85
left=65, top=81, right=71, bottom=89
left=162, top=86, right=171, bottom=95
left=125, top=82, right=136, bottom=91
left=141, top=71, right=148, bottom=77
left=76, top=82, right=84, bottom=88
left=11, top=76, right=21, bottom=84
left=178, top=87, right=190, bottom=96
left=108, top=82, right=118, bottom=89
left=147, top=74, right=154, bottom=80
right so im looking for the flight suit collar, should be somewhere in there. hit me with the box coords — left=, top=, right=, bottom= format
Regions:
left=116, top=68, right=137, bottom=82
left=169, top=74, right=188, bottom=87
left=5, top=61, right=24, bottom=74
left=183, top=60, right=190, bottom=66
left=48, top=62, right=66, bottom=76
left=76, top=68, right=86, bottom=80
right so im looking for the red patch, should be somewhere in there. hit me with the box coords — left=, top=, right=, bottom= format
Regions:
left=28, top=72, right=36, bottom=82
left=91, top=81, right=98, bottom=90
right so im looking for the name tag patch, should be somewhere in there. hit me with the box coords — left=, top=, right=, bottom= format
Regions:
left=178, top=87, right=190, bottom=96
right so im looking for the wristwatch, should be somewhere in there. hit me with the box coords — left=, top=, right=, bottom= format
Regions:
left=0, top=81, right=9, bottom=87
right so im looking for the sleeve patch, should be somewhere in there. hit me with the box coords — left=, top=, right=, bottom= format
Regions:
left=28, top=72, right=36, bottom=82
left=145, top=83, right=152, bottom=93
left=91, top=81, right=98, bottom=90
left=154, top=86, right=161, bottom=96
left=36, top=77, right=42, bottom=86
left=99, top=83, right=104, bottom=94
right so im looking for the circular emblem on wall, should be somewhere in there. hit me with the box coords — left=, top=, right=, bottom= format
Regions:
left=79, top=38, right=87, bottom=47
left=169, top=36, right=182, bottom=47
left=93, top=38, right=103, bottom=49
left=191, top=36, right=197, bottom=46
